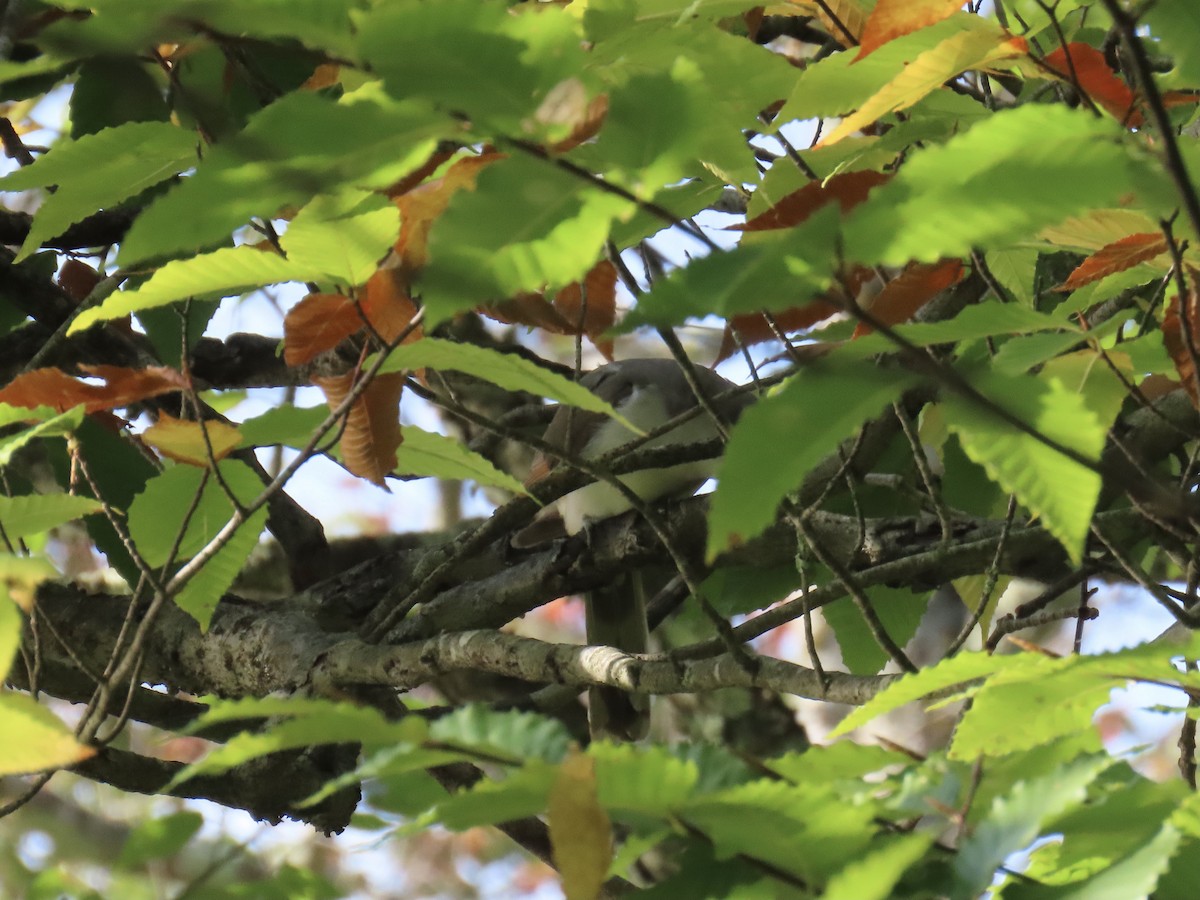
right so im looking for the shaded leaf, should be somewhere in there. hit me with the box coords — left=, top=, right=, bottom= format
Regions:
left=708, top=360, right=919, bottom=558
left=955, top=756, right=1114, bottom=896
left=0, top=121, right=196, bottom=262
left=117, top=90, right=445, bottom=267
left=118, top=812, right=204, bottom=870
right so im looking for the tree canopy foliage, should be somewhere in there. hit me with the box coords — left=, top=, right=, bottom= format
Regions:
left=5, top=0, right=1200, bottom=896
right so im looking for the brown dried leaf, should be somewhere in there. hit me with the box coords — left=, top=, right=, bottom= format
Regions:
left=0, top=365, right=186, bottom=413
left=1056, top=232, right=1168, bottom=292
left=853, top=259, right=964, bottom=336
left=313, top=371, right=404, bottom=486
left=283, top=293, right=362, bottom=367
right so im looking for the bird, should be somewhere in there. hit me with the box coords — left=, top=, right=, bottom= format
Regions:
left=512, top=358, right=751, bottom=740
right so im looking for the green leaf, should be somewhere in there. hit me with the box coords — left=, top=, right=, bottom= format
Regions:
left=173, top=499, right=269, bottom=629
left=766, top=743, right=915, bottom=786
left=237, top=405, right=328, bottom=449
left=681, top=780, right=877, bottom=882
left=1145, top=4, right=1200, bottom=89
left=0, top=493, right=103, bottom=542
left=0, top=406, right=86, bottom=468
left=783, top=14, right=980, bottom=121
left=843, top=105, right=1135, bottom=265
left=954, top=756, right=1114, bottom=897
left=430, top=706, right=571, bottom=764
left=824, top=588, right=930, bottom=676
left=708, top=361, right=919, bottom=559
left=126, top=460, right=269, bottom=628
left=118, top=811, right=204, bottom=870
left=822, top=833, right=932, bottom=900
left=833, top=300, right=1074, bottom=361
left=169, top=698, right=420, bottom=791
left=359, top=0, right=586, bottom=134
left=117, top=89, right=445, bottom=266
left=943, top=368, right=1105, bottom=563
left=590, top=743, right=698, bottom=815
left=623, top=209, right=839, bottom=329
left=0, top=122, right=195, bottom=262
left=985, top=248, right=1039, bottom=306
left=433, top=760, right=557, bottom=830
left=70, top=246, right=327, bottom=333
left=420, top=153, right=631, bottom=323
left=396, top=426, right=529, bottom=496
left=828, top=651, right=1026, bottom=739
left=279, top=190, right=400, bottom=287
left=374, top=338, right=634, bottom=424
left=70, top=56, right=170, bottom=139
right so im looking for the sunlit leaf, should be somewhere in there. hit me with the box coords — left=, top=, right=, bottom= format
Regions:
left=0, top=693, right=95, bottom=775
left=141, top=413, right=242, bottom=466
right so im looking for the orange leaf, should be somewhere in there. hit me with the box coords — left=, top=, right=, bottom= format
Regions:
left=856, top=0, right=965, bottom=60
left=553, top=260, right=618, bottom=359
left=716, top=301, right=841, bottom=362
left=1057, top=232, right=1169, bottom=292
left=736, top=170, right=889, bottom=232
left=487, top=294, right=577, bottom=333
left=302, top=63, right=340, bottom=91
left=1042, top=43, right=1139, bottom=124
left=1163, top=283, right=1200, bottom=408
left=314, top=372, right=404, bottom=486
left=853, top=260, right=964, bottom=336
left=0, top=365, right=186, bottom=413
left=142, top=412, right=242, bottom=466
left=393, top=153, right=503, bottom=271
left=283, top=293, right=362, bottom=366
left=361, top=266, right=423, bottom=345
left=485, top=262, right=618, bottom=358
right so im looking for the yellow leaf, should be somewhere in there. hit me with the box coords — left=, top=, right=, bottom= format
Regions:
left=549, top=750, right=613, bottom=900
left=0, top=553, right=57, bottom=613
left=142, top=413, right=242, bottom=466
left=0, top=693, right=95, bottom=776
left=785, top=0, right=868, bottom=46
left=1038, top=209, right=1162, bottom=252
left=820, top=25, right=1028, bottom=147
